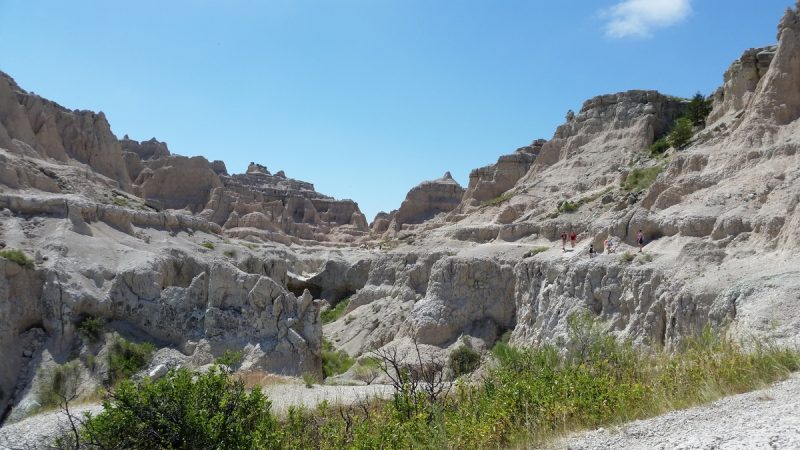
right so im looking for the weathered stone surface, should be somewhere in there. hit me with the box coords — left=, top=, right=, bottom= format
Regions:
left=375, top=172, right=465, bottom=233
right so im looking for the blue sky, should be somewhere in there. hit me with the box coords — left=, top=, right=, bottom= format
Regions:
left=0, top=0, right=793, bottom=219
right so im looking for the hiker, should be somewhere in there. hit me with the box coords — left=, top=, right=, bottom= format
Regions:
left=606, top=237, right=614, bottom=254
left=589, top=244, right=596, bottom=258
left=561, top=232, right=567, bottom=251
left=636, top=229, right=644, bottom=252
left=570, top=231, right=577, bottom=249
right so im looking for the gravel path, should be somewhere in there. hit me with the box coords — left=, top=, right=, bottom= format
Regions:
left=554, top=374, right=800, bottom=450
left=0, top=384, right=392, bottom=449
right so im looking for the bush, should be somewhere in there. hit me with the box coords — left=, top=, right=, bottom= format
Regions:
left=320, top=298, right=350, bottom=324
left=686, top=92, right=712, bottom=126
left=558, top=200, right=579, bottom=213
left=302, top=371, right=318, bottom=388
left=223, top=249, right=237, bottom=258
left=76, top=316, right=104, bottom=343
left=200, top=241, right=215, bottom=250
left=650, top=136, right=670, bottom=154
left=622, top=166, right=663, bottom=192
left=353, top=357, right=381, bottom=385
left=39, top=360, right=82, bottom=409
left=107, top=338, right=155, bottom=385
left=0, top=249, right=34, bottom=269
left=619, top=251, right=635, bottom=263
left=321, top=339, right=354, bottom=379
left=71, top=367, right=280, bottom=449
left=668, top=117, right=694, bottom=149
left=449, top=340, right=481, bottom=378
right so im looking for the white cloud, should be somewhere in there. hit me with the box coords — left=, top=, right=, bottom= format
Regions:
left=603, top=0, right=692, bottom=39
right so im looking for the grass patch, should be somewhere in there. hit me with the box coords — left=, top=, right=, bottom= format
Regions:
left=321, top=339, right=354, bottom=379
left=320, top=298, right=350, bottom=324
left=111, top=196, right=129, bottom=207
left=524, top=246, right=548, bottom=258
left=622, top=166, right=664, bottom=192
left=200, top=241, right=215, bottom=250
left=223, top=249, right=237, bottom=258
left=107, top=337, right=155, bottom=385
left=303, top=371, right=319, bottom=388
left=480, top=192, right=514, bottom=208
left=63, top=315, right=800, bottom=449
left=0, top=248, right=34, bottom=269
left=650, top=136, right=670, bottom=155
left=619, top=251, right=635, bottom=263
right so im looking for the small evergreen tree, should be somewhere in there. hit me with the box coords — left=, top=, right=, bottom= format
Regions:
left=685, top=92, right=712, bottom=126
left=668, top=117, right=694, bottom=149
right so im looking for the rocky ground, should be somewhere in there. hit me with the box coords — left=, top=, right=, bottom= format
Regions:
left=553, top=374, right=800, bottom=450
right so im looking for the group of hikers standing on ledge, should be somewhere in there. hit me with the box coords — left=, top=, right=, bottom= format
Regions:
left=560, top=229, right=645, bottom=258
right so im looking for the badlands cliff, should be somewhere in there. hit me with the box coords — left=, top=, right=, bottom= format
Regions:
left=1, top=2, right=800, bottom=429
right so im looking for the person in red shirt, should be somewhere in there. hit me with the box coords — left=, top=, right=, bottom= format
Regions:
left=570, top=231, right=577, bottom=248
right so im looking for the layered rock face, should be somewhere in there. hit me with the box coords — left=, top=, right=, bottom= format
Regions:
left=0, top=73, right=131, bottom=189
left=458, top=142, right=541, bottom=209
left=372, top=172, right=465, bottom=234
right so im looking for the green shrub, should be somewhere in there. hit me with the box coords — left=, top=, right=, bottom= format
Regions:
left=70, top=367, right=280, bottom=449
left=686, top=92, right=712, bottom=126
left=107, top=337, right=155, bottom=385
left=622, top=166, right=664, bottom=192
left=0, top=249, right=34, bottom=269
left=321, top=339, right=354, bottom=379
left=353, top=357, right=381, bottom=384
left=650, top=136, right=670, bottom=154
left=302, top=371, right=318, bottom=388
left=480, top=192, right=514, bottom=208
left=320, top=298, right=350, bottom=324
left=200, top=241, right=215, bottom=250
left=223, top=249, right=237, bottom=258
left=39, top=360, right=81, bottom=409
left=558, top=200, right=579, bottom=213
left=668, top=117, right=694, bottom=149
left=76, top=315, right=105, bottom=343
left=449, top=341, right=481, bottom=378
left=216, top=350, right=242, bottom=369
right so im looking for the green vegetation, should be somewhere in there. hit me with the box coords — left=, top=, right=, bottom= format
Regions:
left=650, top=136, right=670, bottom=155
left=619, top=250, right=635, bottom=263
left=480, top=192, right=514, bottom=208
left=107, top=337, right=155, bottom=385
left=60, top=366, right=280, bottom=449
left=353, top=357, right=381, bottom=385
left=62, top=315, right=800, bottom=449
left=622, top=166, right=664, bottom=192
left=686, top=92, right=713, bottom=126
left=0, top=248, right=34, bottom=269
left=320, top=298, right=350, bottom=324
left=223, top=249, right=237, bottom=258
left=449, top=340, right=481, bottom=378
left=110, top=196, right=129, bottom=207
left=321, top=339, right=354, bottom=379
left=302, top=371, right=318, bottom=388
left=524, top=246, right=548, bottom=258
left=216, top=350, right=242, bottom=369
left=668, top=117, right=694, bottom=149
left=557, top=200, right=578, bottom=213
left=39, top=361, right=82, bottom=409
left=76, top=316, right=105, bottom=343
left=200, top=241, right=215, bottom=250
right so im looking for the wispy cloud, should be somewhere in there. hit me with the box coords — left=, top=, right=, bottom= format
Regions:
left=602, top=0, right=692, bottom=39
